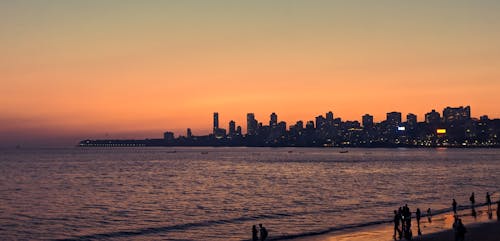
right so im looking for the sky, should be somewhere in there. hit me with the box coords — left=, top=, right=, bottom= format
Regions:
left=1, top=0, right=500, bottom=146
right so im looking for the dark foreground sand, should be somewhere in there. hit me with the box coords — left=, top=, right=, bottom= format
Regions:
left=419, top=221, right=500, bottom=241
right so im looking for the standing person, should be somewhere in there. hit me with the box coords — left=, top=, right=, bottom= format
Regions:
left=486, top=192, right=492, bottom=213
left=456, top=219, right=467, bottom=241
left=452, top=199, right=457, bottom=214
left=496, top=201, right=500, bottom=220
left=427, top=208, right=432, bottom=223
left=252, top=225, right=258, bottom=241
left=259, top=223, right=268, bottom=241
left=469, top=192, right=475, bottom=207
left=393, top=210, right=401, bottom=238
left=416, top=208, right=422, bottom=236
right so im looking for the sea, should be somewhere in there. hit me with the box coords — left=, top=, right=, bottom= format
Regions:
left=0, top=147, right=499, bottom=240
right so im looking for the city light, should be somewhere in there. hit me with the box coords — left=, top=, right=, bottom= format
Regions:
left=437, top=129, right=447, bottom=134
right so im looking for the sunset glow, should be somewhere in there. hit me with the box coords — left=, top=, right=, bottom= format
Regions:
left=1, top=1, right=500, bottom=146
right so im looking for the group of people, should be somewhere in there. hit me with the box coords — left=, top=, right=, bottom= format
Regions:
left=252, top=223, right=268, bottom=241
left=453, top=191, right=496, bottom=218
left=392, top=204, right=427, bottom=240
left=392, top=191, right=497, bottom=241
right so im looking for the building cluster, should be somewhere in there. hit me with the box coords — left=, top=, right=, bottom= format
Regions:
left=80, top=106, right=500, bottom=147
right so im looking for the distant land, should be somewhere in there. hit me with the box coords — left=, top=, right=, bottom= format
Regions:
left=80, top=106, right=499, bottom=148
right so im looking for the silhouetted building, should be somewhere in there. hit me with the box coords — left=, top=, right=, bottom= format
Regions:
left=247, top=113, right=258, bottom=135
left=407, top=113, right=417, bottom=129
left=362, top=114, right=374, bottom=128
left=443, top=106, right=471, bottom=123
left=425, top=109, right=441, bottom=126
left=386, top=112, right=402, bottom=125
left=270, top=112, right=278, bottom=127
left=164, top=132, right=175, bottom=142
left=187, top=128, right=192, bottom=138
left=213, top=112, right=219, bottom=134
left=229, top=120, right=236, bottom=136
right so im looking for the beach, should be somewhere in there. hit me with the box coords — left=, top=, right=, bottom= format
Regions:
left=290, top=205, right=499, bottom=241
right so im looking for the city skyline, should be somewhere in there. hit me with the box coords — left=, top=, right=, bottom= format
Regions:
left=2, top=1, right=500, bottom=146
left=80, top=105, right=500, bottom=148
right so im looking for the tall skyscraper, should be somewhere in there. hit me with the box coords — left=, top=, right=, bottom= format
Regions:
left=213, top=112, right=219, bottom=134
left=187, top=128, right=192, bottom=138
left=229, top=120, right=236, bottom=136
left=247, top=113, right=257, bottom=135
left=326, top=111, right=334, bottom=123
left=270, top=112, right=278, bottom=127
left=362, top=114, right=374, bottom=128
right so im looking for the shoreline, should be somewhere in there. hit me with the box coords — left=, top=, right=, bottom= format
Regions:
left=286, top=204, right=499, bottom=241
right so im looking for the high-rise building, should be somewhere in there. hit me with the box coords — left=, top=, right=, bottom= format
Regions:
left=316, top=115, right=326, bottom=129
left=386, top=112, right=402, bottom=125
left=443, top=106, right=471, bottom=123
left=236, top=126, right=242, bottom=136
left=270, top=112, right=278, bottom=127
left=247, top=113, right=258, bottom=135
left=406, top=113, right=417, bottom=129
left=425, top=109, right=441, bottom=126
left=187, top=128, right=192, bottom=138
left=295, top=121, right=304, bottom=130
left=213, top=112, right=219, bottom=134
left=306, top=120, right=315, bottom=130
left=326, top=111, right=334, bottom=121
left=229, top=120, right=236, bottom=136
left=362, top=114, right=374, bottom=128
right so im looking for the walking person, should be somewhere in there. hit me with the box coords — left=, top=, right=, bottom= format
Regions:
left=452, top=199, right=457, bottom=214
left=427, top=208, right=432, bottom=223
left=252, top=225, right=258, bottom=241
left=469, top=192, right=475, bottom=208
left=259, top=223, right=268, bottom=241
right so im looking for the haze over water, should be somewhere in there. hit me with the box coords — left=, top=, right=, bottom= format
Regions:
left=1, top=147, right=499, bottom=240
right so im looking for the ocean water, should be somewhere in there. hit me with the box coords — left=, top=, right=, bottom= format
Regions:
left=0, top=147, right=499, bottom=240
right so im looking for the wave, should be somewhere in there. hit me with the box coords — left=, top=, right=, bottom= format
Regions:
left=56, top=202, right=493, bottom=241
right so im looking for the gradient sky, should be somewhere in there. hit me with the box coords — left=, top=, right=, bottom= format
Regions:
left=1, top=0, right=500, bottom=146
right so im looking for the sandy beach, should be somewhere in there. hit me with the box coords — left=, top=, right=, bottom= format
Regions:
left=289, top=205, right=499, bottom=241
left=419, top=221, right=500, bottom=241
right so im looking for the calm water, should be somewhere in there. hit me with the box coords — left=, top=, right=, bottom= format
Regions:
left=0, top=147, right=499, bottom=240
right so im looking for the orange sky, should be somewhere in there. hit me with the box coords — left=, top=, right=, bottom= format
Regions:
left=1, top=1, right=500, bottom=146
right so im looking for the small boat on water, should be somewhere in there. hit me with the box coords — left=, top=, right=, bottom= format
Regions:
left=201, top=151, right=209, bottom=154
left=339, top=149, right=348, bottom=153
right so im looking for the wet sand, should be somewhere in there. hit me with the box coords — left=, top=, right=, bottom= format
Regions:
left=289, top=206, right=499, bottom=241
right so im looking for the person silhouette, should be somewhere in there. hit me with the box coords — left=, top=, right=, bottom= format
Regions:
left=252, top=225, right=258, bottom=241
left=497, top=201, right=500, bottom=221
left=427, top=208, right=432, bottom=223
left=486, top=192, right=492, bottom=214
left=416, top=208, right=422, bottom=236
left=393, top=210, right=401, bottom=239
left=259, top=223, right=268, bottom=241
left=452, top=199, right=457, bottom=214
left=456, top=219, right=467, bottom=241
left=469, top=192, right=475, bottom=208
